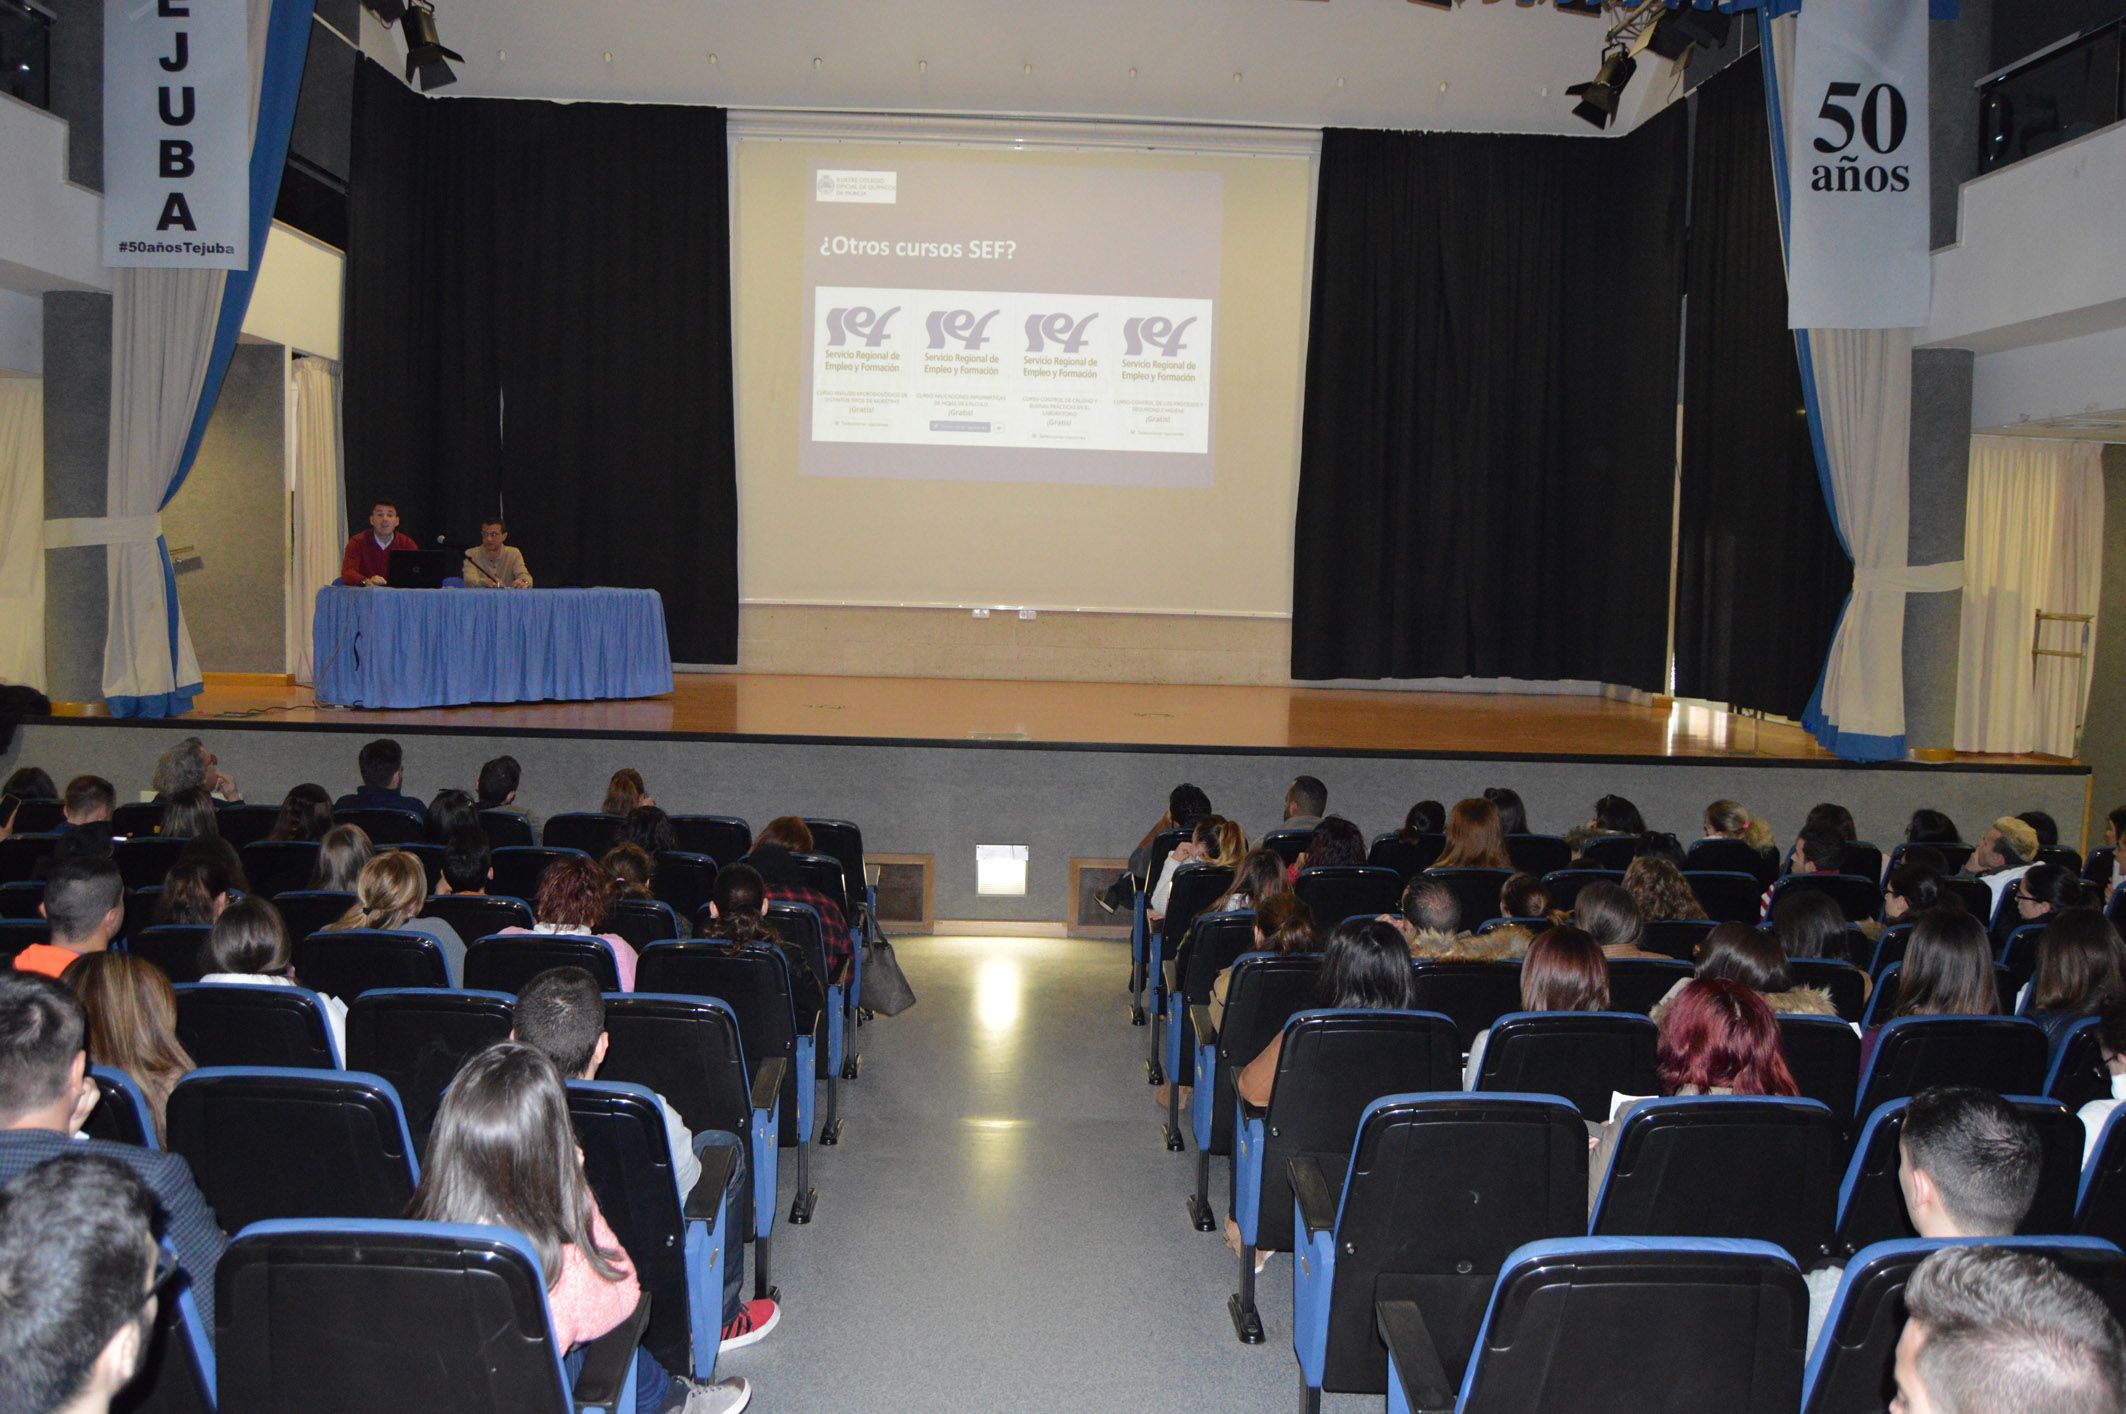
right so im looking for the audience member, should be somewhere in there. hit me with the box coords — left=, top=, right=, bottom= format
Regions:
left=1387, top=877, right=1465, bottom=956
left=325, top=852, right=467, bottom=984
left=1893, top=1245, right=2125, bottom=1413
left=1906, top=809, right=1963, bottom=846
left=1096, top=783, right=1212, bottom=915
left=1149, top=815, right=1245, bottom=919
left=1773, top=888, right=1858, bottom=968
left=476, top=754, right=542, bottom=836
left=2014, top=863, right=2096, bottom=932
left=156, top=787, right=216, bottom=843
left=602, top=844, right=657, bottom=902
left=699, top=864, right=824, bottom=1036
left=175, top=835, right=248, bottom=895
left=1297, top=816, right=1365, bottom=872
left=199, top=898, right=348, bottom=1057
left=61, top=953, right=195, bottom=1144
left=336, top=739, right=423, bottom=817
left=3, top=766, right=57, bottom=801
left=1574, top=881, right=1667, bottom=961
left=1463, top=926, right=1610, bottom=1087
left=1482, top=787, right=1528, bottom=836
left=150, top=738, right=239, bottom=805
left=1760, top=823, right=1849, bottom=921
left=153, top=858, right=232, bottom=926
left=1866, top=907, right=1999, bottom=1070
left=33, top=824, right=115, bottom=883
left=266, top=783, right=333, bottom=842
left=0, top=1152, right=163, bottom=1414
left=1396, top=800, right=1446, bottom=840
left=0, top=973, right=225, bottom=1337
left=1569, top=794, right=1645, bottom=856
left=1210, top=848, right=1290, bottom=915
left=307, top=824, right=374, bottom=892
left=1883, top=863, right=1954, bottom=926
left=424, top=789, right=480, bottom=844
left=1804, top=1086, right=2042, bottom=1350
left=601, top=769, right=653, bottom=817
left=2074, top=999, right=2126, bottom=1165
left=617, top=806, right=679, bottom=861
left=1276, top=776, right=1329, bottom=835
left=1623, top=856, right=1709, bottom=923
left=1804, top=802, right=1858, bottom=845
left=18, top=857, right=123, bottom=980
left=2025, top=909, right=2126, bottom=1053
left=1650, top=923, right=1836, bottom=1025
left=1207, top=893, right=1315, bottom=1034
left=1429, top=798, right=1511, bottom=870
left=741, top=819, right=850, bottom=971
left=406, top=1042, right=754, bottom=1414
left=500, top=856, right=639, bottom=991
left=1967, top=815, right=2040, bottom=912
left=1703, top=799, right=1777, bottom=856
left=58, top=776, right=116, bottom=834
left=2090, top=805, right=2126, bottom=892
left=439, top=828, right=494, bottom=896
left=1501, top=872, right=1550, bottom=922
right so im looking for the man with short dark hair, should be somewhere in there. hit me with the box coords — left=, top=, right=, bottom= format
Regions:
left=340, top=500, right=417, bottom=587
left=1281, top=776, right=1328, bottom=833
left=475, top=754, right=541, bottom=836
left=1894, top=1245, right=2125, bottom=1413
left=0, top=1152, right=164, bottom=1414
left=16, top=857, right=123, bottom=979
left=1095, top=783, right=1215, bottom=915
left=334, top=738, right=423, bottom=816
left=462, top=518, right=533, bottom=590
left=1807, top=1086, right=2043, bottom=1350
left=438, top=829, right=492, bottom=895
left=1384, top=879, right=1462, bottom=954
left=0, top=974, right=226, bottom=1337
left=58, top=777, right=116, bottom=834
left=1759, top=823, right=1848, bottom=920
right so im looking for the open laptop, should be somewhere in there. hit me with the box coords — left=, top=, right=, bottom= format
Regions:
left=385, top=548, right=449, bottom=589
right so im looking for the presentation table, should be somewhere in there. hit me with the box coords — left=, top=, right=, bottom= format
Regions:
left=312, top=585, right=674, bottom=709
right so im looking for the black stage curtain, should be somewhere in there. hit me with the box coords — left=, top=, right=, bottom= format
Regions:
left=344, top=61, right=738, bottom=662
left=1673, top=60, right=1849, bottom=718
left=1290, top=109, right=1687, bottom=684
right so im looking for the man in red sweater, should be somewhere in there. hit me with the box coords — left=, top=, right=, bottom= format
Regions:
left=340, top=500, right=418, bottom=585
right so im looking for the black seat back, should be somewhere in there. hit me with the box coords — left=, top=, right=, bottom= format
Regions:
left=1261, top=828, right=1313, bottom=865
left=421, top=893, right=534, bottom=939
left=293, top=930, right=450, bottom=1001
left=86, top=1067, right=160, bottom=1149
left=2081, top=1114, right=2126, bottom=1247
left=241, top=841, right=323, bottom=898
left=338, top=808, right=423, bottom=846
left=1778, top=1015, right=1862, bottom=1122
left=1592, top=1096, right=1842, bottom=1265
left=1475, top=1012, right=1659, bottom=1119
left=1254, top=1010, right=1462, bottom=1252
left=1454, top=1239, right=1806, bottom=1413
left=128, top=924, right=211, bottom=985
left=1578, top=836, right=1640, bottom=870
left=599, top=994, right=752, bottom=1140
left=0, top=879, right=42, bottom=919
left=476, top=809, right=536, bottom=846
left=652, top=852, right=718, bottom=921
left=2048, top=1016, right=2111, bottom=1111
left=1159, top=864, right=1235, bottom=959
left=670, top=814, right=753, bottom=866
left=463, top=933, right=620, bottom=995
left=1424, top=868, right=1516, bottom=930
left=1504, top=834, right=1571, bottom=876
left=390, top=843, right=444, bottom=895
left=1835, top=1097, right=2086, bottom=1256
left=763, top=902, right=836, bottom=987
left=112, top=803, right=166, bottom=835
left=110, top=1266, right=213, bottom=1414
left=8, top=800, right=62, bottom=833
left=1139, top=828, right=1188, bottom=891
left=344, top=988, right=514, bottom=1144
left=1206, top=954, right=1321, bottom=1157
left=0, top=919, right=48, bottom=957
left=121, top=888, right=163, bottom=944
left=1325, top=1095, right=1587, bottom=1394
left=1788, top=958, right=1867, bottom=1022
left=602, top=897, right=682, bottom=950
left=1368, top=833, right=1441, bottom=880
left=1772, top=873, right=1881, bottom=923
left=1855, top=1016, right=2050, bottom=1121
left=1409, top=962, right=1523, bottom=1052
left=218, top=1223, right=579, bottom=1413
left=1686, top=870, right=1767, bottom=923
left=542, top=812, right=622, bottom=855
left=1843, top=843, right=1884, bottom=883
left=1644, top=918, right=1716, bottom=961
left=635, top=943, right=803, bottom=1141
left=802, top=819, right=868, bottom=916
left=271, top=890, right=355, bottom=940
left=1686, top=837, right=1773, bottom=882
left=790, top=852, right=849, bottom=918
left=566, top=1080, right=696, bottom=1377
left=1998, top=922, right=2046, bottom=998
left=116, top=837, right=189, bottom=890
left=1179, top=911, right=1259, bottom=1004
left=1294, top=867, right=1403, bottom=928
left=0, top=835, right=55, bottom=885
left=1541, top=868, right=1623, bottom=910
left=214, top=804, right=281, bottom=848
left=1607, top=958, right=1693, bottom=1015
left=489, top=846, right=587, bottom=901
left=166, top=1068, right=416, bottom=1231
left=174, top=984, right=338, bottom=1069
left=1942, top=877, right=1993, bottom=916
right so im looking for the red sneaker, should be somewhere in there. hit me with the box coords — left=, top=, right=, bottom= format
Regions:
left=720, top=1298, right=780, bottom=1351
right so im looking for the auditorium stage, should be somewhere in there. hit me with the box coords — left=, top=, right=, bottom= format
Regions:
left=17, top=673, right=2092, bottom=926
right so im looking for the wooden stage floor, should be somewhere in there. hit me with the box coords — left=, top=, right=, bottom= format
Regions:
left=68, top=673, right=2062, bottom=766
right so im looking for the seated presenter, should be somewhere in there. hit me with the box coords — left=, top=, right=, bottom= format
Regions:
left=462, top=517, right=533, bottom=589
left=340, top=500, right=417, bottom=586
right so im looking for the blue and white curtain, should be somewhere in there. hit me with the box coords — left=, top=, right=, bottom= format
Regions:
left=99, top=0, right=313, bottom=717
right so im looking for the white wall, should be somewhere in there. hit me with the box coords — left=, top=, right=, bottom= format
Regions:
left=0, top=289, right=41, bottom=377
left=1972, top=323, right=2126, bottom=432
left=0, top=94, right=108, bottom=297
left=241, top=224, right=345, bottom=361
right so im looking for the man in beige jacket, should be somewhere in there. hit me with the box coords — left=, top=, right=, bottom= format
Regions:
left=462, top=517, right=533, bottom=588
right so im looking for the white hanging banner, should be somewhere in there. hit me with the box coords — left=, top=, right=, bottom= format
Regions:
left=103, top=0, right=251, bottom=270
left=1786, top=0, right=1931, bottom=329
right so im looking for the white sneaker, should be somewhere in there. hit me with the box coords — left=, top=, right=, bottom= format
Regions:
left=682, top=1377, right=752, bottom=1414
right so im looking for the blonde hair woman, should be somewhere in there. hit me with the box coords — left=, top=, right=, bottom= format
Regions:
left=326, top=850, right=467, bottom=984
left=63, top=952, right=196, bottom=1142
left=1705, top=799, right=1777, bottom=854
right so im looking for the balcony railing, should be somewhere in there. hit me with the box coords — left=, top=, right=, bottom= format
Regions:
left=1978, top=16, right=2125, bottom=174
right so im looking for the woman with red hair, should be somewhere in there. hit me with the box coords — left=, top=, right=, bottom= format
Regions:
left=1463, top=926, right=1611, bottom=1087
left=1428, top=797, right=1513, bottom=872
left=497, top=855, right=639, bottom=990
left=1588, top=978, right=1797, bottom=1207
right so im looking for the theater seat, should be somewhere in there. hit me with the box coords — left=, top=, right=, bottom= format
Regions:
left=1504, top=834, right=1571, bottom=876
left=1778, top=1015, right=1862, bottom=1123
left=1685, top=837, right=1774, bottom=883
left=1409, top=962, right=1522, bottom=1054
left=602, top=897, right=683, bottom=951
left=651, top=851, right=718, bottom=923
left=128, top=923, right=211, bottom=985
left=0, top=880, right=41, bottom=919
left=241, top=842, right=324, bottom=899
left=1591, top=1096, right=1841, bottom=1266
left=670, top=814, right=753, bottom=868
left=1261, top=827, right=1313, bottom=865
left=1148, top=864, right=1234, bottom=1083
left=0, top=836, right=54, bottom=886
left=216, top=803, right=282, bottom=848
left=2079, top=1107, right=2126, bottom=1249
left=1158, top=910, right=1257, bottom=1149
left=1128, top=826, right=1188, bottom=1026
left=1381, top=1237, right=1805, bottom=1414
left=1228, top=1010, right=1461, bottom=1343
left=1606, top=958, right=1692, bottom=1015
left=115, top=837, right=188, bottom=890
left=118, top=1276, right=214, bottom=1414
left=1424, top=869, right=1515, bottom=931
left=489, top=846, right=589, bottom=900
left=343, top=988, right=515, bottom=1144
left=1804, top=1236, right=2126, bottom=1414
left=464, top=932, right=621, bottom=995
left=293, top=929, right=451, bottom=999
left=0, top=918, right=48, bottom=958
left=1473, top=1012, right=1659, bottom=1120
left=1786, top=958, right=1867, bottom=1023
left=1538, top=868, right=1623, bottom=910
left=1833, top=1096, right=2084, bottom=1257
left=166, top=1067, right=417, bottom=1232
left=2047, top=1015, right=2110, bottom=1111
left=174, top=982, right=341, bottom=1069
left=85, top=1065, right=160, bottom=1149
left=1187, top=952, right=1320, bottom=1233
left=1643, top=917, right=1716, bottom=961
left=476, top=809, right=536, bottom=847
left=1768, top=873, right=1881, bottom=924
left=1577, top=836, right=1640, bottom=871
left=337, top=807, right=425, bottom=847
left=543, top=811, right=623, bottom=855
left=763, top=901, right=851, bottom=1080
left=271, top=889, right=355, bottom=941
left=1684, top=869, right=1767, bottom=924
left=1854, top=1015, right=2050, bottom=1123
left=421, top=892, right=535, bottom=940
left=218, top=1220, right=651, bottom=1413
left=1293, top=865, right=1402, bottom=930
left=1369, top=832, right=1442, bottom=880
left=1291, top=1093, right=1586, bottom=1408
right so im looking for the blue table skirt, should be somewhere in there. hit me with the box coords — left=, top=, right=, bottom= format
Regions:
left=313, top=586, right=674, bottom=709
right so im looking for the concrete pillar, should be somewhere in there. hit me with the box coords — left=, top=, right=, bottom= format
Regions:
left=2080, top=446, right=2126, bottom=833
left=42, top=292, right=110, bottom=704
left=1903, top=347, right=1974, bottom=752
left=1929, top=0, right=1993, bottom=250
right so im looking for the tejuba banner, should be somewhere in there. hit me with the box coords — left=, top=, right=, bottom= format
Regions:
left=1785, top=0, right=1930, bottom=329
left=103, top=0, right=251, bottom=270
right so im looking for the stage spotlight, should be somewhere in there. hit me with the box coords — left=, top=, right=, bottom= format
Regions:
left=1645, top=6, right=1732, bottom=61
left=359, top=0, right=408, bottom=24
left=1565, top=48, right=1635, bottom=129
left=402, top=1, right=463, bottom=91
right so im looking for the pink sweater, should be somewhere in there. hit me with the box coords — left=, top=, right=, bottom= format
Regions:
left=547, top=1199, right=640, bottom=1351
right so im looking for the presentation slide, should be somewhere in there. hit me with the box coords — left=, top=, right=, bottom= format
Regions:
left=802, top=164, right=1222, bottom=487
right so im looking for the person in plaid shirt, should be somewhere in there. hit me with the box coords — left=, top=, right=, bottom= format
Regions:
left=740, top=817, right=852, bottom=972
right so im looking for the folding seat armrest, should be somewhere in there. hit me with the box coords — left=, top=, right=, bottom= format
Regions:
left=1188, top=1004, right=1217, bottom=1049
left=1376, top=1299, right=1457, bottom=1414
left=686, top=1149, right=739, bottom=1232
left=571, top=1292, right=653, bottom=1412
left=1289, top=1155, right=1338, bottom=1241
left=749, top=1058, right=788, bottom=1113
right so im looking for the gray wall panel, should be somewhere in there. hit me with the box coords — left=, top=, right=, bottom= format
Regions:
left=164, top=343, right=288, bottom=674
left=42, top=293, right=111, bottom=703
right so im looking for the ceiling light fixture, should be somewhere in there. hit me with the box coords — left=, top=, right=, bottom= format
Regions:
left=1564, top=45, right=1635, bottom=128
left=401, top=1, right=462, bottom=91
